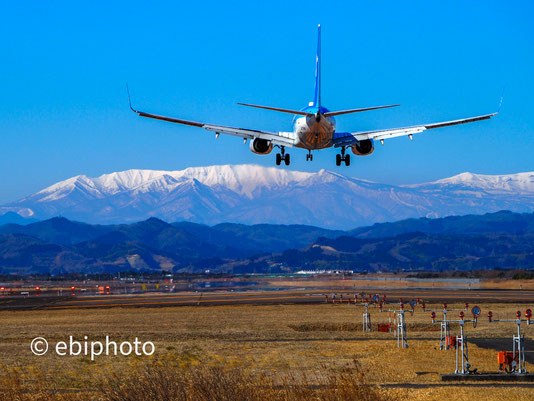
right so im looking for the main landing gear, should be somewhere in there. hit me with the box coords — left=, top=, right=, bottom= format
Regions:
left=276, top=146, right=290, bottom=166
left=306, top=150, right=313, bottom=161
left=336, top=146, right=350, bottom=166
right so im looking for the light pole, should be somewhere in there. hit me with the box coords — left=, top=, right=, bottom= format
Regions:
left=487, top=309, right=532, bottom=374
left=430, top=306, right=481, bottom=375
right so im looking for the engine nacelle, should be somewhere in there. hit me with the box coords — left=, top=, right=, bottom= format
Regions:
left=249, top=138, right=273, bottom=155
left=351, top=139, right=374, bottom=156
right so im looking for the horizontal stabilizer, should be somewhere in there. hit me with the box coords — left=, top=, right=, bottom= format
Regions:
left=324, top=104, right=400, bottom=117
left=237, top=103, right=313, bottom=116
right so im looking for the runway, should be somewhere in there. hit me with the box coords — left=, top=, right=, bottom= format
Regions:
left=37, top=288, right=534, bottom=310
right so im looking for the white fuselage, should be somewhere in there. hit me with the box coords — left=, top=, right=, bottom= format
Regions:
left=293, top=114, right=336, bottom=150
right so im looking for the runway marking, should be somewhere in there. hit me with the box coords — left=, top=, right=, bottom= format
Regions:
left=44, top=293, right=534, bottom=310
left=60, top=290, right=319, bottom=304
left=61, top=289, right=534, bottom=304
left=45, top=295, right=315, bottom=309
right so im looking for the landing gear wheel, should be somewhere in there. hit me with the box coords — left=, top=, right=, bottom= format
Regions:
left=336, top=146, right=350, bottom=167
left=275, top=147, right=290, bottom=166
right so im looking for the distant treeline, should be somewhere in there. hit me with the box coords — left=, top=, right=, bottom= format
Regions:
left=0, top=210, right=533, bottom=274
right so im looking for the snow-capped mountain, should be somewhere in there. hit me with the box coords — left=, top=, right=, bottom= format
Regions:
left=2, top=165, right=534, bottom=229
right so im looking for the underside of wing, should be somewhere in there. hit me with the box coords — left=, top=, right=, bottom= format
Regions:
left=333, top=112, right=497, bottom=147
left=129, top=100, right=295, bottom=147
left=202, top=124, right=295, bottom=147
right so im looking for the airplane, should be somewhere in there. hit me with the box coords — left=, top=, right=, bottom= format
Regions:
left=128, top=25, right=499, bottom=167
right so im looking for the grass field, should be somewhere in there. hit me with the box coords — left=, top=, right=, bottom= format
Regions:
left=0, top=301, right=533, bottom=400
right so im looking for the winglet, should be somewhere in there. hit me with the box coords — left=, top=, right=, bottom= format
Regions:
left=497, top=86, right=505, bottom=113
left=126, top=83, right=138, bottom=113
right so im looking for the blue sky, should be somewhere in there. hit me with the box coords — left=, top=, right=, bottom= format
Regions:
left=0, top=1, right=533, bottom=203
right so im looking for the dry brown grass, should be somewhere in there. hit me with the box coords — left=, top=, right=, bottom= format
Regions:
left=0, top=367, right=96, bottom=401
left=0, top=302, right=533, bottom=400
left=0, top=360, right=388, bottom=401
left=100, top=359, right=386, bottom=401
left=288, top=322, right=362, bottom=332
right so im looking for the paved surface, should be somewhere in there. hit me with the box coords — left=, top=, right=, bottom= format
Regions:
left=18, top=288, right=534, bottom=310
left=441, top=373, right=534, bottom=382
left=470, top=337, right=534, bottom=365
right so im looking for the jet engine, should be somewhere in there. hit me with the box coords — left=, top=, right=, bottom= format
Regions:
left=249, top=138, right=273, bottom=155
left=351, top=139, right=374, bottom=156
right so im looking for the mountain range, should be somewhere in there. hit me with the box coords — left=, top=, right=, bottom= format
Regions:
left=0, top=211, right=533, bottom=274
left=1, top=165, right=534, bottom=229
left=0, top=216, right=344, bottom=274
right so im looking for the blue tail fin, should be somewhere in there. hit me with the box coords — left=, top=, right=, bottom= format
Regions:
left=312, top=24, right=321, bottom=108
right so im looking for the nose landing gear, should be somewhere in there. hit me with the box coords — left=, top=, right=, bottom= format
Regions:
left=336, top=146, right=350, bottom=166
left=276, top=146, right=290, bottom=166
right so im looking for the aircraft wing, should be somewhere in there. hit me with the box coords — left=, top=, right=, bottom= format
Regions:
left=332, top=112, right=498, bottom=147
left=129, top=102, right=296, bottom=147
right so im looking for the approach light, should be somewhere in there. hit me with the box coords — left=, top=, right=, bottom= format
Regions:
left=471, top=306, right=481, bottom=317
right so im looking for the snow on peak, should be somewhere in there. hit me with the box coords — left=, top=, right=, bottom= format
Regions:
left=30, top=165, right=316, bottom=201
left=174, top=165, right=312, bottom=197
left=431, top=171, right=534, bottom=193
left=4, top=165, right=534, bottom=228
left=92, top=169, right=171, bottom=192
left=32, top=167, right=534, bottom=204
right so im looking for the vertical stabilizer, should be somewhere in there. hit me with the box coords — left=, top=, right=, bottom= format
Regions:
left=312, top=24, right=321, bottom=108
